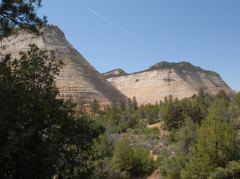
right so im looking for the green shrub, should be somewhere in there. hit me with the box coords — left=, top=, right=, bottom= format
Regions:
left=131, top=147, right=155, bottom=176
left=132, top=127, right=159, bottom=138
left=92, top=158, right=129, bottom=179
left=112, top=139, right=155, bottom=177
left=209, top=161, right=240, bottom=179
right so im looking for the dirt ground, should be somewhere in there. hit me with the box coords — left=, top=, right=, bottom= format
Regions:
left=147, top=170, right=161, bottom=179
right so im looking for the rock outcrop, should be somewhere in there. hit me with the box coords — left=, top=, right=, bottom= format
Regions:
left=103, top=68, right=128, bottom=79
left=0, top=26, right=127, bottom=109
left=105, top=61, right=234, bottom=105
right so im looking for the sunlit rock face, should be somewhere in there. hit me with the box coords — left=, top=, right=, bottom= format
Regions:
left=0, top=26, right=127, bottom=109
left=105, top=62, right=234, bottom=105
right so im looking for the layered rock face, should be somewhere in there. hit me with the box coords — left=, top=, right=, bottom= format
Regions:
left=104, top=62, right=234, bottom=105
left=0, top=26, right=127, bottom=109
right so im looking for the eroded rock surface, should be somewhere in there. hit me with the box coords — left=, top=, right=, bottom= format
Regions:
left=0, top=26, right=127, bottom=109
left=106, top=62, right=234, bottom=105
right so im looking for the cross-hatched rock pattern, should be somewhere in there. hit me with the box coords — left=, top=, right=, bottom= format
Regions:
left=105, top=62, right=234, bottom=105
left=0, top=26, right=127, bottom=109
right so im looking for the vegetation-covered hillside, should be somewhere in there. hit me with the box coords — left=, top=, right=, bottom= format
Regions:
left=103, top=68, right=128, bottom=79
left=87, top=89, right=240, bottom=178
left=148, top=61, right=220, bottom=77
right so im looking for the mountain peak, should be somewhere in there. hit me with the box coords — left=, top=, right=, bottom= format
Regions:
left=103, top=68, right=128, bottom=78
left=148, top=61, right=220, bottom=77
left=106, top=61, right=233, bottom=104
left=0, top=25, right=127, bottom=109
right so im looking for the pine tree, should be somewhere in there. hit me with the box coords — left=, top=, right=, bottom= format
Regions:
left=91, top=98, right=100, bottom=114
left=0, top=45, right=103, bottom=178
left=131, top=96, right=138, bottom=111
left=181, top=99, right=239, bottom=179
left=0, top=0, right=47, bottom=38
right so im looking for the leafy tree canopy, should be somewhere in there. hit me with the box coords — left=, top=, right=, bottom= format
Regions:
left=0, top=45, right=103, bottom=178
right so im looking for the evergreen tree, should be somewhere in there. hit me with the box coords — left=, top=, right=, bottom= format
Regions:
left=234, top=92, right=240, bottom=116
left=131, top=96, right=138, bottom=111
left=159, top=118, right=197, bottom=179
left=175, top=117, right=197, bottom=155
left=209, top=161, right=240, bottom=179
left=0, top=0, right=47, bottom=38
left=161, top=97, right=185, bottom=129
left=112, top=138, right=134, bottom=174
left=91, top=98, right=100, bottom=114
left=181, top=99, right=239, bottom=179
left=0, top=45, right=103, bottom=178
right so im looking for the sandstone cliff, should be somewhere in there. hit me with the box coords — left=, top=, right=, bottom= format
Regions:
left=0, top=26, right=127, bottom=109
left=105, top=61, right=234, bottom=105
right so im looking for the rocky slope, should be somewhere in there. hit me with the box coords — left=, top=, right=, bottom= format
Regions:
left=105, top=61, right=234, bottom=105
left=0, top=26, right=127, bottom=109
left=103, top=69, right=128, bottom=79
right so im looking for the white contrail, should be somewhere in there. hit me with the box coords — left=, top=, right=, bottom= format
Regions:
left=87, top=7, right=124, bottom=31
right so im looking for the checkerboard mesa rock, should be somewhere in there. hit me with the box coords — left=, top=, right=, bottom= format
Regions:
left=0, top=25, right=127, bottom=110
left=104, top=61, right=234, bottom=105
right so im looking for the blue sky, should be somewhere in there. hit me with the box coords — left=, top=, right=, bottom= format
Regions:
left=39, top=0, right=240, bottom=90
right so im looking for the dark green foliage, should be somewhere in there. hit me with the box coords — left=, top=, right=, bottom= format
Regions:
left=96, top=97, right=161, bottom=133
left=159, top=118, right=197, bottom=179
left=92, top=158, right=129, bottom=179
left=138, top=103, right=160, bottom=124
left=148, top=61, right=220, bottom=77
left=158, top=90, right=240, bottom=179
left=131, top=147, right=156, bottom=176
left=159, top=151, right=186, bottom=179
left=90, top=98, right=100, bottom=114
left=181, top=98, right=239, bottom=179
left=96, top=99, right=140, bottom=133
left=160, top=90, right=214, bottom=130
left=84, top=89, right=240, bottom=178
left=175, top=118, right=197, bottom=155
left=90, top=89, right=240, bottom=178
left=0, top=0, right=47, bottom=38
left=0, top=45, right=103, bottom=179
left=94, top=134, right=113, bottom=159
left=91, top=89, right=240, bottom=178
left=233, top=92, right=240, bottom=116
left=131, top=96, right=138, bottom=111
left=1, top=2, right=239, bottom=179
left=161, top=96, right=185, bottom=129
left=112, top=139, right=134, bottom=174
left=112, top=138, right=155, bottom=177
left=209, top=161, right=240, bottom=179
left=188, top=90, right=212, bottom=123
